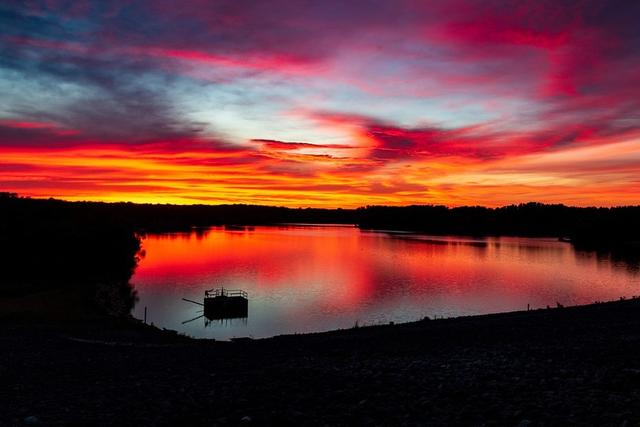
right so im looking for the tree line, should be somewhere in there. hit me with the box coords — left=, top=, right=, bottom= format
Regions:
left=2, top=193, right=638, bottom=296
left=2, top=193, right=639, bottom=242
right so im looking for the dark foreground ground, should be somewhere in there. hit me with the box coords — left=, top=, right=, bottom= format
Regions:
left=2, top=298, right=640, bottom=426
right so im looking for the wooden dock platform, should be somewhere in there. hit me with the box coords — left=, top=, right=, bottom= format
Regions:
left=203, top=288, right=248, bottom=320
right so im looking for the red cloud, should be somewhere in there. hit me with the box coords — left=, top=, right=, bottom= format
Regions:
left=251, top=139, right=353, bottom=151
left=308, top=108, right=640, bottom=163
left=0, top=120, right=59, bottom=129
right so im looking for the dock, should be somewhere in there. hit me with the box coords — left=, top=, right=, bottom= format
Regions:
left=203, top=288, right=248, bottom=320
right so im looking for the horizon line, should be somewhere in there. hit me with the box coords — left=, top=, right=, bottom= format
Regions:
left=4, top=193, right=639, bottom=210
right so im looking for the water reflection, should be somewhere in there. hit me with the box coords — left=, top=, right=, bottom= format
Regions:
left=573, top=243, right=640, bottom=276
left=131, top=225, right=640, bottom=340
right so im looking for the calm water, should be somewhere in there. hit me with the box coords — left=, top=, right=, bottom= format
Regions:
left=131, top=225, right=640, bottom=339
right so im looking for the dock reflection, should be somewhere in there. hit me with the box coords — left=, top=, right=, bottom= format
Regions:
left=181, top=311, right=248, bottom=327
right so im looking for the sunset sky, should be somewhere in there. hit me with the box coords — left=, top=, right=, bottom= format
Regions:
left=1, top=0, right=639, bottom=207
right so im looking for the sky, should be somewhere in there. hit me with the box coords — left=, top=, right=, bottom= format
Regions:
left=1, top=0, right=639, bottom=207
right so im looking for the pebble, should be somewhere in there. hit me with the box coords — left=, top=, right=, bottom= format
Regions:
left=24, top=416, right=40, bottom=425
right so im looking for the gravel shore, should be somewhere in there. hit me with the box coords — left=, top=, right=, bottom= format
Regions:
left=3, top=298, right=640, bottom=426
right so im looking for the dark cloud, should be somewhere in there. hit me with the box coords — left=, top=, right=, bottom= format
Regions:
left=0, top=4, right=210, bottom=144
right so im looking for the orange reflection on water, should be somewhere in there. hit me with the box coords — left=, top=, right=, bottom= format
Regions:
left=136, top=226, right=374, bottom=309
left=132, top=226, right=640, bottom=339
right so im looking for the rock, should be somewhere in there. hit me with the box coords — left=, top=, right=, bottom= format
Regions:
left=516, top=420, right=532, bottom=427
left=24, top=416, right=40, bottom=425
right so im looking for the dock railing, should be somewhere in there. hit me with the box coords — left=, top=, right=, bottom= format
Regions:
left=205, top=288, right=248, bottom=299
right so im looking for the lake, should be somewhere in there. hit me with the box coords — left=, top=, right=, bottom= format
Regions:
left=131, top=224, right=640, bottom=339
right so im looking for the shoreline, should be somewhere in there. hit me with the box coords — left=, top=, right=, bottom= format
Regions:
left=3, top=296, right=640, bottom=425
left=5, top=286, right=637, bottom=342
left=3, top=293, right=639, bottom=342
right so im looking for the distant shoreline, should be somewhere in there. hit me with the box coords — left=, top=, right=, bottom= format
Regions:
left=3, top=193, right=640, bottom=244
